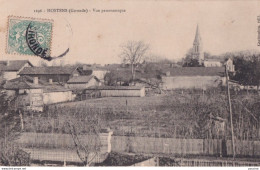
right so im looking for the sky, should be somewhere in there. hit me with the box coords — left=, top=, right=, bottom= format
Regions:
left=0, top=0, right=260, bottom=66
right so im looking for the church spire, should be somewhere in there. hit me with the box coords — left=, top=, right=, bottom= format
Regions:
left=192, top=24, right=204, bottom=64
left=193, top=24, right=201, bottom=45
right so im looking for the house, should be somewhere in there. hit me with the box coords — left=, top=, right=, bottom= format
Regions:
left=0, top=60, right=33, bottom=80
left=224, top=58, right=235, bottom=72
left=66, top=75, right=101, bottom=89
left=78, top=65, right=109, bottom=81
left=204, top=59, right=222, bottom=67
left=162, top=67, right=226, bottom=90
left=18, top=66, right=79, bottom=84
left=204, top=58, right=235, bottom=72
left=84, top=86, right=146, bottom=97
left=4, top=76, right=75, bottom=111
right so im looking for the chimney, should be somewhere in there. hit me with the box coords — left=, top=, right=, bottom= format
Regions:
left=166, top=71, right=171, bottom=77
left=49, top=79, right=53, bottom=84
left=33, top=77, right=38, bottom=85
left=6, top=60, right=10, bottom=66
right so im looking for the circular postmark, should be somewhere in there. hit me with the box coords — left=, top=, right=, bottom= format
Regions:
left=25, top=22, right=69, bottom=61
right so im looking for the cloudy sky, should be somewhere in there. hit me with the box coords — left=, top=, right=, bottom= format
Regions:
left=0, top=0, right=259, bottom=65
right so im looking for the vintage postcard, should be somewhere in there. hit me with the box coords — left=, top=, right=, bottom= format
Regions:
left=0, top=0, right=260, bottom=168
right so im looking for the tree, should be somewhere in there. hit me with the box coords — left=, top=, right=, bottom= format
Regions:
left=0, top=71, right=30, bottom=166
left=66, top=119, right=101, bottom=166
left=61, top=107, right=102, bottom=166
left=183, top=58, right=201, bottom=67
left=204, top=51, right=211, bottom=59
left=232, top=54, right=260, bottom=89
left=0, top=92, right=30, bottom=165
left=182, top=48, right=202, bottom=67
left=104, top=70, right=131, bottom=86
left=251, top=55, right=260, bottom=89
left=120, top=41, right=149, bottom=80
left=104, top=70, right=118, bottom=86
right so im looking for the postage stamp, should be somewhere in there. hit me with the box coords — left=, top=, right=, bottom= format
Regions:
left=6, top=16, right=53, bottom=59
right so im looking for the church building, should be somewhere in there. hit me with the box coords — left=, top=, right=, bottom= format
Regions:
left=191, top=24, right=234, bottom=71
left=192, top=24, right=204, bottom=65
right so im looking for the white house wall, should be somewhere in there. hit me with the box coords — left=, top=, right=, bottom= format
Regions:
left=43, top=91, right=73, bottom=104
left=204, top=62, right=222, bottom=67
left=100, top=88, right=145, bottom=97
left=67, top=78, right=99, bottom=89
left=87, top=78, right=100, bottom=88
left=162, top=76, right=222, bottom=90
left=92, top=70, right=108, bottom=81
left=3, top=71, right=19, bottom=80
left=3, top=63, right=31, bottom=81
left=67, top=83, right=87, bottom=89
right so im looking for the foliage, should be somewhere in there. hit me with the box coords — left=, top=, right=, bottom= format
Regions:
left=96, top=152, right=150, bottom=166
left=231, top=94, right=260, bottom=140
left=183, top=58, right=202, bottom=67
left=50, top=89, right=260, bottom=140
left=24, top=106, right=103, bottom=166
left=232, top=54, right=260, bottom=88
left=104, top=70, right=131, bottom=86
left=182, top=48, right=203, bottom=67
left=162, top=89, right=228, bottom=139
left=204, top=51, right=211, bottom=59
left=120, top=41, right=149, bottom=80
left=0, top=90, right=30, bottom=166
left=22, top=89, right=260, bottom=141
left=0, top=142, right=30, bottom=166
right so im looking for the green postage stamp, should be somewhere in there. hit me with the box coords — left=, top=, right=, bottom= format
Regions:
left=7, top=16, right=53, bottom=59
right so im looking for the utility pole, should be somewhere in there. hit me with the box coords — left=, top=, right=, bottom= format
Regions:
left=225, top=64, right=236, bottom=159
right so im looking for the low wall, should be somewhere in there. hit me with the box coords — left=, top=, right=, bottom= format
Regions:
left=111, top=136, right=260, bottom=157
left=18, top=132, right=113, bottom=164
left=17, top=133, right=260, bottom=159
left=43, top=91, right=73, bottom=105
left=162, top=76, right=222, bottom=90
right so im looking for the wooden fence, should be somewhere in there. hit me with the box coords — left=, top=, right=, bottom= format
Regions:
left=174, top=158, right=260, bottom=166
left=17, top=133, right=260, bottom=158
left=111, top=136, right=260, bottom=157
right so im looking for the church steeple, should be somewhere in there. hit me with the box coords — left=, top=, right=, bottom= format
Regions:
left=192, top=24, right=204, bottom=65
left=193, top=24, right=201, bottom=45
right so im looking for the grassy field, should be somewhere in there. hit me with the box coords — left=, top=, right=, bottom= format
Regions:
left=24, top=90, right=260, bottom=139
left=52, top=90, right=225, bottom=138
left=60, top=96, right=165, bottom=110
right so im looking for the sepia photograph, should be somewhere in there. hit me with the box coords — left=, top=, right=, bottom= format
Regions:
left=0, top=0, right=260, bottom=168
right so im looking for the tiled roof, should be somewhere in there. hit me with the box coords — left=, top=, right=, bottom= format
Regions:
left=85, top=85, right=144, bottom=90
left=4, top=76, right=44, bottom=89
left=77, top=68, right=92, bottom=76
left=4, top=76, right=71, bottom=92
left=164, top=67, right=225, bottom=77
left=0, top=60, right=32, bottom=71
left=19, top=66, right=78, bottom=75
left=67, top=75, right=97, bottom=84
left=43, top=85, right=71, bottom=93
